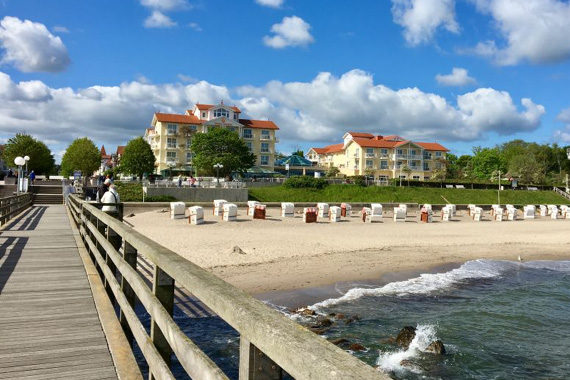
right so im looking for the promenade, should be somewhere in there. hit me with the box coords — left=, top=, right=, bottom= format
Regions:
left=0, top=204, right=118, bottom=380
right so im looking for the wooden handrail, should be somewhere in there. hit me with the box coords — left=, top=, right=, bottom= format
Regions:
left=553, top=187, right=570, bottom=201
left=0, top=193, right=33, bottom=226
left=67, top=194, right=386, bottom=380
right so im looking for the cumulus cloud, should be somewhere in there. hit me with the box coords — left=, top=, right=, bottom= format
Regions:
left=263, top=16, right=314, bottom=49
left=554, top=107, right=570, bottom=142
left=188, top=22, right=202, bottom=32
left=392, top=0, right=459, bottom=45
left=0, top=16, right=70, bottom=73
left=255, top=0, right=284, bottom=8
left=140, top=0, right=190, bottom=12
left=436, top=67, right=477, bottom=86
left=466, top=0, right=570, bottom=65
left=144, top=11, right=177, bottom=28
left=0, top=70, right=545, bottom=161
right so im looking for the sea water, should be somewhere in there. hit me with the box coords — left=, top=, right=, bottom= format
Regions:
left=135, top=260, right=570, bottom=379
left=305, top=260, right=570, bottom=379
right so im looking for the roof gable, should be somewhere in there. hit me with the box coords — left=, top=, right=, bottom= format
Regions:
left=195, top=103, right=241, bottom=113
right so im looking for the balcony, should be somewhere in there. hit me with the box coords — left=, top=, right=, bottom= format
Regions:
left=275, top=137, right=280, bottom=143
left=260, top=135, right=271, bottom=140
left=379, top=166, right=390, bottom=171
left=260, top=149, right=272, bottom=154
left=378, top=153, right=390, bottom=159
left=242, top=134, right=253, bottom=140
left=365, top=153, right=376, bottom=158
left=166, top=144, right=177, bottom=149
left=166, top=130, right=177, bottom=136
left=395, top=154, right=423, bottom=160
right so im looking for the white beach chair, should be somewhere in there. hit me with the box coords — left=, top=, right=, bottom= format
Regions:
left=494, top=208, right=504, bottom=221
left=393, top=207, right=407, bottom=222
left=303, top=207, right=317, bottom=223
left=398, top=204, right=408, bottom=214
left=550, top=205, right=559, bottom=219
left=523, top=205, right=535, bottom=219
left=329, top=206, right=342, bottom=222
left=189, top=206, right=204, bottom=225
left=341, top=203, right=352, bottom=217
left=247, top=201, right=260, bottom=217
left=447, top=204, right=457, bottom=217
left=281, top=202, right=295, bottom=217
left=467, top=204, right=476, bottom=216
left=170, top=202, right=186, bottom=219
left=222, top=203, right=238, bottom=221
left=507, top=207, right=517, bottom=221
left=540, top=205, right=548, bottom=217
left=317, top=203, right=329, bottom=218
left=560, top=205, right=570, bottom=219
left=441, top=206, right=452, bottom=221
left=362, top=204, right=383, bottom=223
left=472, top=207, right=483, bottom=222
left=423, top=204, right=432, bottom=212
left=491, top=204, right=499, bottom=217
left=213, top=199, right=227, bottom=216
left=547, top=205, right=557, bottom=216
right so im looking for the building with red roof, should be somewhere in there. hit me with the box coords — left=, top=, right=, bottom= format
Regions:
left=307, top=132, right=449, bottom=182
left=144, top=102, right=279, bottom=174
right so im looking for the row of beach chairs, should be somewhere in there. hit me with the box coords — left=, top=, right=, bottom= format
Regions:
left=169, top=200, right=570, bottom=225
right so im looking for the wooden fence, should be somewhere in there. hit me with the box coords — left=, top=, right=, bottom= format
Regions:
left=66, top=194, right=386, bottom=380
left=0, top=193, right=33, bottom=226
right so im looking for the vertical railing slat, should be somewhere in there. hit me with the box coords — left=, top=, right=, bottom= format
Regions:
left=121, top=240, right=138, bottom=346
left=149, top=266, right=174, bottom=380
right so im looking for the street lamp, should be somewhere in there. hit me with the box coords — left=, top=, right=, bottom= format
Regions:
left=14, top=156, right=25, bottom=196
left=24, top=155, right=30, bottom=177
left=213, top=163, right=223, bottom=186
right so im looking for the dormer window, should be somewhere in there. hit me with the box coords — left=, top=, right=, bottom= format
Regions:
left=214, top=108, right=230, bottom=118
left=202, top=112, right=206, bottom=118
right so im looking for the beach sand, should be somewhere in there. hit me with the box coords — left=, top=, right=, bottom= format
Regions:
left=126, top=206, right=570, bottom=295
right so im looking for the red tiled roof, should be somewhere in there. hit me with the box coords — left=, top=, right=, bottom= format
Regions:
left=347, top=132, right=374, bottom=139
left=415, top=142, right=449, bottom=151
left=116, top=146, right=125, bottom=155
left=352, top=138, right=400, bottom=148
left=155, top=113, right=204, bottom=124
left=196, top=103, right=241, bottom=113
left=311, top=143, right=344, bottom=154
left=239, top=119, right=279, bottom=130
left=383, top=135, right=406, bottom=141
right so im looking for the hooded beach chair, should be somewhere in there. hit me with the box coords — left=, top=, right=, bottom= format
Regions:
left=494, top=207, right=504, bottom=221
left=441, top=206, right=452, bottom=221
left=213, top=199, right=227, bottom=216
left=523, top=205, right=535, bottom=219
left=281, top=202, right=295, bottom=217
left=247, top=201, right=260, bottom=216
left=341, top=203, right=352, bottom=217
left=303, top=207, right=317, bottom=223
left=329, top=206, right=342, bottom=222
left=189, top=206, right=204, bottom=225
left=222, top=203, right=238, bottom=221
left=317, top=203, right=329, bottom=218
left=393, top=206, right=406, bottom=222
left=539, top=205, right=548, bottom=217
left=472, top=207, right=483, bottom=221
left=170, top=202, right=186, bottom=219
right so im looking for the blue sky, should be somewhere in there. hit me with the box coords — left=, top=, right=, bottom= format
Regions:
left=1, top=0, right=570, bottom=162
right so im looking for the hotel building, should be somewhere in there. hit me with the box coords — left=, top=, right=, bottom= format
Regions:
left=308, top=132, right=449, bottom=182
left=144, top=102, right=279, bottom=175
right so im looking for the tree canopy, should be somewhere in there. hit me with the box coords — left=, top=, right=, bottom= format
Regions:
left=191, top=128, right=256, bottom=177
left=61, top=137, right=101, bottom=177
left=2, top=133, right=55, bottom=175
left=120, top=137, right=155, bottom=180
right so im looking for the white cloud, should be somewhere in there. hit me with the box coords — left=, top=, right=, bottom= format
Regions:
left=52, top=26, right=69, bottom=33
left=392, top=0, right=459, bottom=45
left=0, top=16, right=70, bottom=73
left=144, top=11, right=177, bottom=28
left=436, top=67, right=477, bottom=86
left=255, top=0, right=284, bottom=8
left=188, top=22, right=202, bottom=32
left=140, top=0, right=190, bottom=12
left=554, top=107, right=570, bottom=142
left=467, top=0, right=570, bottom=65
left=263, top=16, right=314, bottom=49
left=0, top=70, right=545, bottom=161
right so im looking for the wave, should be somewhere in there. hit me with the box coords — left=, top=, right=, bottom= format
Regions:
left=377, top=324, right=438, bottom=374
left=311, top=260, right=570, bottom=309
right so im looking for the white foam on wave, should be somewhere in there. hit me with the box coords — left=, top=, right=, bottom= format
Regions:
left=376, top=324, right=438, bottom=374
left=311, top=259, right=569, bottom=310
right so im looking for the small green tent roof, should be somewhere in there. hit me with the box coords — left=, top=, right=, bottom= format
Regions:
left=275, top=155, right=313, bottom=167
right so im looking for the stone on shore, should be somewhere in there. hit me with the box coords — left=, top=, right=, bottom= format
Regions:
left=396, top=326, right=416, bottom=349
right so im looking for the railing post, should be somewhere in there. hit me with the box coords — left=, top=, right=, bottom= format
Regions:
left=105, top=226, right=121, bottom=305
left=239, top=337, right=283, bottom=380
left=120, top=240, right=138, bottom=346
left=150, top=266, right=174, bottom=380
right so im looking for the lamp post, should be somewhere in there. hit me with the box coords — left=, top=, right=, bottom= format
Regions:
left=213, top=163, right=223, bottom=187
left=24, top=155, right=30, bottom=177
left=14, top=156, right=25, bottom=196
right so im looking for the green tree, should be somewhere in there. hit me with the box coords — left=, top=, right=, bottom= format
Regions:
left=508, top=153, right=546, bottom=184
left=292, top=149, right=304, bottom=157
left=402, top=165, right=412, bottom=186
left=326, top=165, right=340, bottom=177
left=2, top=133, right=55, bottom=175
left=61, top=137, right=101, bottom=177
left=120, top=137, right=156, bottom=180
left=471, top=147, right=505, bottom=180
left=191, top=128, right=256, bottom=177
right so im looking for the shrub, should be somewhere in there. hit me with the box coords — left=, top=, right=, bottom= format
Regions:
left=347, top=175, right=367, bottom=186
left=283, top=176, right=329, bottom=190
left=145, top=195, right=178, bottom=202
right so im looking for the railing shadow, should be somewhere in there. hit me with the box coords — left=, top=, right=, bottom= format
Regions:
left=15, top=206, right=48, bottom=231
left=0, top=236, right=28, bottom=294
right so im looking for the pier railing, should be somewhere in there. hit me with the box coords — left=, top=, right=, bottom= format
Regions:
left=553, top=187, right=570, bottom=201
left=66, top=194, right=385, bottom=380
left=0, top=193, right=33, bottom=226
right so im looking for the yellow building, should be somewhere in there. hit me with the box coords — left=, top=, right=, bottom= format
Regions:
left=307, top=132, right=449, bottom=182
left=144, top=102, right=279, bottom=175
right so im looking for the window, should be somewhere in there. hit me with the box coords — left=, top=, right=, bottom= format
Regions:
left=166, top=151, right=177, bottom=160
left=214, top=108, right=229, bottom=118
left=424, top=152, right=432, bottom=159
left=380, top=160, right=388, bottom=169
left=260, top=155, right=269, bottom=166
left=399, top=175, right=406, bottom=179
left=202, top=112, right=206, bottom=118
left=261, top=142, right=270, bottom=153
left=261, top=130, right=270, bottom=140
left=380, top=148, right=388, bottom=155
left=243, top=129, right=253, bottom=139
left=167, top=124, right=177, bottom=135
left=186, top=152, right=193, bottom=162
left=366, top=148, right=374, bottom=155
left=167, top=138, right=177, bottom=149
left=424, top=176, right=430, bottom=181
left=435, top=151, right=443, bottom=157
left=397, top=149, right=403, bottom=155
left=410, top=149, right=416, bottom=156
left=423, top=163, right=429, bottom=171
left=435, top=163, right=442, bottom=169
left=227, top=127, right=237, bottom=133
left=246, top=142, right=253, bottom=152
left=186, top=138, right=191, bottom=149
left=412, top=175, right=420, bottom=180
left=366, top=160, right=373, bottom=168
left=234, top=114, right=237, bottom=120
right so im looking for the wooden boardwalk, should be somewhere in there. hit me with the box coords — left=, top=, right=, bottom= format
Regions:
left=0, top=205, right=118, bottom=380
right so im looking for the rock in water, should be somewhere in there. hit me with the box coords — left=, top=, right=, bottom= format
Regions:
left=396, top=326, right=417, bottom=349
left=227, top=246, right=246, bottom=255
left=329, top=338, right=349, bottom=347
left=349, top=343, right=366, bottom=351
left=425, top=340, right=446, bottom=354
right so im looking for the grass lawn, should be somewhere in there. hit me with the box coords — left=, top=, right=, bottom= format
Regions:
left=248, top=185, right=569, bottom=205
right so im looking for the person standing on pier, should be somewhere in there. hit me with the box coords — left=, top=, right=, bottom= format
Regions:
left=29, top=170, right=35, bottom=186
left=97, top=178, right=111, bottom=202
left=101, top=183, right=121, bottom=218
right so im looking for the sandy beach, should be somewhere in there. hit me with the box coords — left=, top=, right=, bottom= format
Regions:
left=126, top=206, right=570, bottom=295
